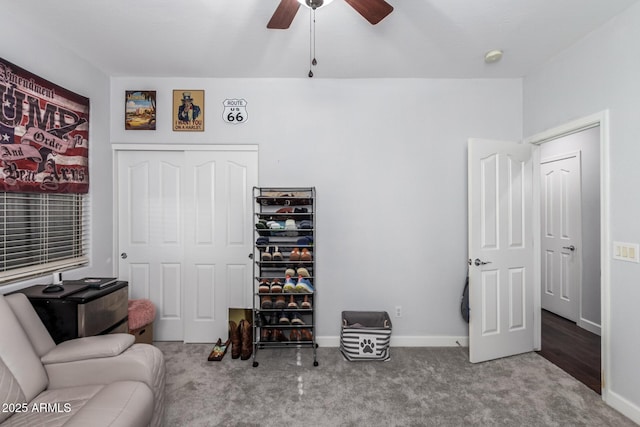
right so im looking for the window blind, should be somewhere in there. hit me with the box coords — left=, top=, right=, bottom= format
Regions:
left=0, top=192, right=89, bottom=284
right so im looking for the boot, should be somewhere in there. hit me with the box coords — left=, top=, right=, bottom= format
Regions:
left=239, top=319, right=253, bottom=360
left=229, top=320, right=241, bottom=359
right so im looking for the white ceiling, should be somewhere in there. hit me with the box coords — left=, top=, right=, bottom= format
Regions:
left=3, top=0, right=637, bottom=79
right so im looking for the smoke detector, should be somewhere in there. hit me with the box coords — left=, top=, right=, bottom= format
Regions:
left=484, top=49, right=503, bottom=64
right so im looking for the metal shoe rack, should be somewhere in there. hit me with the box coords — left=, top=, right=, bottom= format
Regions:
left=252, top=187, right=318, bottom=367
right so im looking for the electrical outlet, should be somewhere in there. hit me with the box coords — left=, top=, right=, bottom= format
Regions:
left=395, top=306, right=402, bottom=318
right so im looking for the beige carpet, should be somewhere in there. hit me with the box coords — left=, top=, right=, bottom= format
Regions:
left=156, top=342, right=634, bottom=426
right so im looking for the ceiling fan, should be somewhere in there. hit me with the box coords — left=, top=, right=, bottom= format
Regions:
left=267, top=0, right=393, bottom=29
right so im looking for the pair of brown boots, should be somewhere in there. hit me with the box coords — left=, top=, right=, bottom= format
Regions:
left=229, top=319, right=252, bottom=360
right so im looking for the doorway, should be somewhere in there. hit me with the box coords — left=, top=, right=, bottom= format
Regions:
left=530, top=124, right=603, bottom=393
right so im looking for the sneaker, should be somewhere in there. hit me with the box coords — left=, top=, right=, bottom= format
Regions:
left=260, top=296, right=273, bottom=309
left=272, top=246, right=283, bottom=261
left=261, top=247, right=272, bottom=261
left=295, top=276, right=314, bottom=293
left=291, top=313, right=305, bottom=325
left=274, top=295, right=286, bottom=309
left=287, top=295, right=298, bottom=309
left=270, top=279, right=282, bottom=293
left=301, top=295, right=312, bottom=309
left=258, top=279, right=271, bottom=293
left=278, top=311, right=291, bottom=325
left=282, top=275, right=296, bottom=293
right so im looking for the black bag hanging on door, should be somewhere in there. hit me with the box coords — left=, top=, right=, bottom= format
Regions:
left=461, top=272, right=470, bottom=323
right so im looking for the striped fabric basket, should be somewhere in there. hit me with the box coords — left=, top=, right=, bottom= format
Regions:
left=340, top=311, right=392, bottom=361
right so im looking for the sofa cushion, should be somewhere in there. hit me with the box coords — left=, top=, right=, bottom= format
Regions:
left=0, top=381, right=152, bottom=427
left=41, top=334, right=135, bottom=365
left=0, top=296, right=48, bottom=403
left=0, top=384, right=103, bottom=427
left=0, top=358, right=27, bottom=424
left=63, top=381, right=153, bottom=427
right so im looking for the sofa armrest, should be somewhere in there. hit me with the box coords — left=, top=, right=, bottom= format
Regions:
left=45, top=343, right=165, bottom=427
left=41, top=334, right=135, bottom=364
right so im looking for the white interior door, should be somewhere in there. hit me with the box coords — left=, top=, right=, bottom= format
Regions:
left=540, top=152, right=582, bottom=322
left=117, top=148, right=257, bottom=342
left=468, top=139, right=534, bottom=363
left=183, top=151, right=257, bottom=343
left=118, top=151, right=185, bottom=340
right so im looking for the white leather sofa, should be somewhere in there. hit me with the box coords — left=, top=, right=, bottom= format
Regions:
left=0, top=293, right=165, bottom=427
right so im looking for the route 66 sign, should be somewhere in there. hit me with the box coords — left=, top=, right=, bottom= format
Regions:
left=223, top=99, right=248, bottom=124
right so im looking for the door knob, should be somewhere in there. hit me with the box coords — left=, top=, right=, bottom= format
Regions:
left=120, top=252, right=128, bottom=259
left=474, top=258, right=492, bottom=266
left=248, top=253, right=254, bottom=259
left=562, top=245, right=576, bottom=251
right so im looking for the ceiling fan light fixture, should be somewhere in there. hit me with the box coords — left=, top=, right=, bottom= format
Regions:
left=484, top=49, right=503, bottom=64
left=298, top=0, right=334, bottom=9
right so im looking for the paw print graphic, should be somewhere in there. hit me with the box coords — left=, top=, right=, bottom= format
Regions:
left=360, top=338, right=375, bottom=354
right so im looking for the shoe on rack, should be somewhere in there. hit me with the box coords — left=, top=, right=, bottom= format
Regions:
left=282, top=275, right=296, bottom=293
left=285, top=268, right=296, bottom=277
left=239, top=319, right=252, bottom=360
left=272, top=246, right=283, bottom=261
left=258, top=279, right=271, bottom=293
left=300, top=329, right=313, bottom=341
left=287, top=295, right=298, bottom=309
left=291, top=313, right=305, bottom=325
left=261, top=296, right=273, bottom=309
left=289, top=329, right=301, bottom=341
left=270, top=279, right=282, bottom=293
left=301, top=295, right=312, bottom=309
left=284, top=219, right=297, bottom=236
left=261, top=247, right=272, bottom=262
left=295, top=276, right=315, bottom=293
left=260, top=328, right=272, bottom=342
left=300, top=248, right=312, bottom=261
left=289, top=248, right=301, bottom=262
left=278, top=311, right=291, bottom=325
left=229, top=320, right=241, bottom=359
left=274, top=295, right=286, bottom=309
left=274, top=329, right=289, bottom=342
left=296, top=267, right=310, bottom=278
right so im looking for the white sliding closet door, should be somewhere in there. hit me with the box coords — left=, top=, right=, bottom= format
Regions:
left=117, top=148, right=257, bottom=342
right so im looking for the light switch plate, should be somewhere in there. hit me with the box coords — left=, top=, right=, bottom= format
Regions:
left=613, top=241, right=640, bottom=263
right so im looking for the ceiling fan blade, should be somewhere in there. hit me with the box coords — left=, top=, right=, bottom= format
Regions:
left=344, top=0, right=393, bottom=25
left=267, top=0, right=301, bottom=29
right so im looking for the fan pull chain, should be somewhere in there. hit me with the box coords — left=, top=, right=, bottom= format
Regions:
left=308, top=8, right=317, bottom=77
left=312, top=8, right=317, bottom=66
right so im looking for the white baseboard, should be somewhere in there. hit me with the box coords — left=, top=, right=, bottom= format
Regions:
left=577, top=317, right=601, bottom=336
left=605, top=389, right=640, bottom=425
left=316, top=335, right=469, bottom=348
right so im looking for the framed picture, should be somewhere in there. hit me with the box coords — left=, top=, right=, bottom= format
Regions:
left=125, top=91, right=156, bottom=130
left=173, top=90, right=204, bottom=131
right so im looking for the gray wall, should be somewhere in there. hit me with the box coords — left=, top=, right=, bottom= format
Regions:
left=110, top=77, right=523, bottom=342
left=525, top=1, right=640, bottom=420
left=0, top=11, right=114, bottom=295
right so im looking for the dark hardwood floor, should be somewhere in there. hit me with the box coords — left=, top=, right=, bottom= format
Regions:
left=536, top=309, right=601, bottom=394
